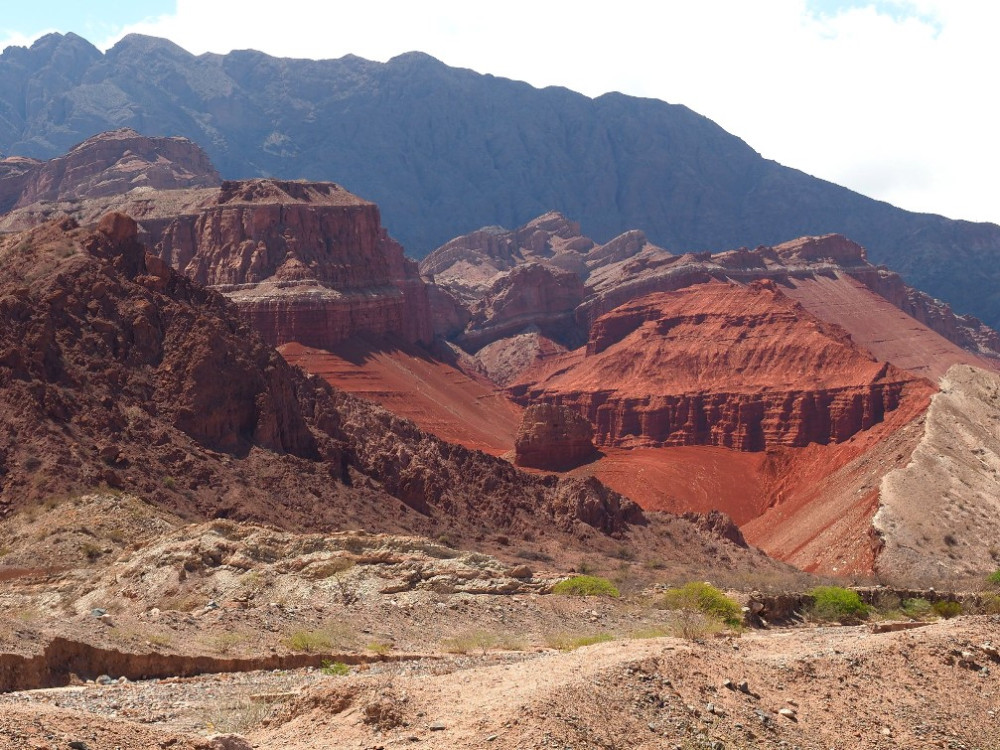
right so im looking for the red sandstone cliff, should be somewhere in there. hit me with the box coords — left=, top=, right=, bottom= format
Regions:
left=511, top=282, right=933, bottom=450
left=150, top=179, right=433, bottom=349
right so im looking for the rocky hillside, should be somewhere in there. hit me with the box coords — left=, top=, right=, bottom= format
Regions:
left=3, top=33, right=1000, bottom=327
left=426, top=216, right=999, bottom=385
left=0, top=213, right=779, bottom=573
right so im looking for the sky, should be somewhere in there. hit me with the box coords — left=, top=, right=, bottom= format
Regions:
left=1, top=1, right=996, bottom=226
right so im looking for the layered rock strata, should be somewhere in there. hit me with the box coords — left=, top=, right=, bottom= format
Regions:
left=0, top=128, right=219, bottom=215
left=424, top=218, right=1000, bottom=381
left=514, top=403, right=598, bottom=471
left=511, top=282, right=929, bottom=450
left=151, top=179, right=433, bottom=349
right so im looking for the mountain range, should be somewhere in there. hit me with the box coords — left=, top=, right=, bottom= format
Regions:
left=2, top=32, right=1000, bottom=329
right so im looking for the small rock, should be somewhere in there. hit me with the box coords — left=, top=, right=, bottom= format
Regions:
left=738, top=680, right=752, bottom=694
left=68, top=742, right=89, bottom=750
left=486, top=735, right=498, bottom=742
left=429, top=721, right=446, bottom=731
left=207, top=734, right=253, bottom=750
left=96, top=674, right=114, bottom=685
left=90, top=608, right=106, bottom=618
left=881, top=727, right=892, bottom=737
left=508, top=564, right=532, bottom=579
left=778, top=708, right=797, bottom=721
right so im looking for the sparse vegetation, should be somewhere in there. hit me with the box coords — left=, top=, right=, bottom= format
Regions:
left=932, top=600, right=962, bottom=619
left=807, top=586, right=869, bottom=623
left=441, top=630, right=498, bottom=654
left=211, top=632, right=246, bottom=655
left=367, top=640, right=393, bottom=655
left=660, top=582, right=742, bottom=627
left=900, top=597, right=935, bottom=620
left=987, top=569, right=1000, bottom=587
left=286, top=630, right=335, bottom=653
left=552, top=575, right=620, bottom=597
left=544, top=632, right=614, bottom=651
left=320, top=660, right=351, bottom=676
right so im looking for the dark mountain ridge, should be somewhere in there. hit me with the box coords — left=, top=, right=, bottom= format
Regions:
left=3, top=32, right=1000, bottom=327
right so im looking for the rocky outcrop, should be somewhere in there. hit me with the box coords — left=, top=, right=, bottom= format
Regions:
left=514, top=403, right=598, bottom=471
left=0, top=214, right=650, bottom=547
left=149, top=179, right=434, bottom=349
left=428, top=221, right=999, bottom=383
left=1, top=129, right=219, bottom=213
left=457, top=263, right=585, bottom=351
left=511, top=282, right=931, bottom=450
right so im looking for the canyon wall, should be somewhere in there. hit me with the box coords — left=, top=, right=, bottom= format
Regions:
left=511, top=282, right=931, bottom=451
left=149, top=179, right=433, bottom=349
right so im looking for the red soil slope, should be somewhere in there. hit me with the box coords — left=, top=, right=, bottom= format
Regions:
left=279, top=340, right=522, bottom=455
left=782, top=272, right=994, bottom=381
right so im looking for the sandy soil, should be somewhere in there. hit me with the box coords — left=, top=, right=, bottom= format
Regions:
left=2, top=617, right=998, bottom=749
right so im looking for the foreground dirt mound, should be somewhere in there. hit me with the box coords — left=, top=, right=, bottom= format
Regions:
left=511, top=281, right=932, bottom=450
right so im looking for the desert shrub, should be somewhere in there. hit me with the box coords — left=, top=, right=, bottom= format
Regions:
left=552, top=575, right=620, bottom=597
left=987, top=569, right=1000, bottom=587
left=976, top=594, right=1000, bottom=615
left=900, top=597, right=935, bottom=620
left=367, top=640, right=393, bottom=655
left=320, top=660, right=350, bottom=676
left=545, top=632, right=613, bottom=651
left=211, top=632, right=246, bottom=655
left=441, top=630, right=499, bottom=654
left=932, top=600, right=962, bottom=619
left=660, top=582, right=742, bottom=627
left=807, top=586, right=869, bottom=623
left=286, top=630, right=333, bottom=653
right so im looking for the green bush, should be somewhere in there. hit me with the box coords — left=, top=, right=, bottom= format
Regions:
left=932, top=600, right=962, bottom=619
left=808, top=586, right=869, bottom=623
left=660, top=582, right=742, bottom=627
left=900, top=597, right=934, bottom=620
left=987, top=569, right=1000, bottom=587
left=320, top=660, right=350, bottom=676
left=552, top=575, right=620, bottom=597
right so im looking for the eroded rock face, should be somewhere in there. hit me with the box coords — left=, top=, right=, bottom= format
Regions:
left=514, top=403, right=597, bottom=471
left=458, top=263, right=585, bottom=351
left=151, top=179, right=433, bottom=349
left=2, top=128, right=219, bottom=211
left=0, top=215, right=644, bottom=544
left=511, top=282, right=929, bottom=450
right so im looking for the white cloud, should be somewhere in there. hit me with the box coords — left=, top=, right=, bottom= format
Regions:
left=9, top=0, right=998, bottom=225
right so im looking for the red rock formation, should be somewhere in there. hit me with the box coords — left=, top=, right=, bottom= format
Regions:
left=426, top=218, right=999, bottom=380
left=152, top=179, right=433, bottom=349
left=512, top=281, right=930, bottom=450
left=0, top=215, right=653, bottom=547
left=8, top=129, right=219, bottom=208
left=457, top=263, right=585, bottom=351
left=514, top=403, right=598, bottom=471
